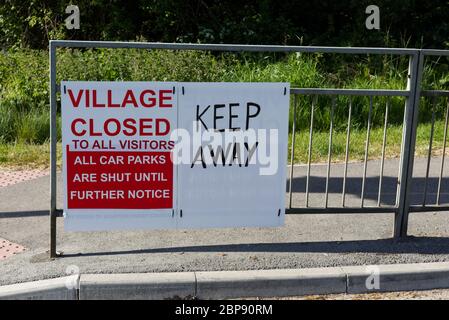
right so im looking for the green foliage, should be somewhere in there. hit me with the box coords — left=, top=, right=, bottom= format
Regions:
left=1, top=1, right=448, bottom=50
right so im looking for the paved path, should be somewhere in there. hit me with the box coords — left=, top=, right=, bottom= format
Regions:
left=0, top=157, right=448, bottom=286
left=0, top=169, right=48, bottom=188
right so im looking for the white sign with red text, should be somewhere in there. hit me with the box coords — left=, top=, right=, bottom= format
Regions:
left=61, top=81, right=177, bottom=231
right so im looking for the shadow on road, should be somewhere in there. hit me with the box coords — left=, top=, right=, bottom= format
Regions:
left=61, top=236, right=449, bottom=258
left=289, top=176, right=449, bottom=206
left=0, top=210, right=48, bottom=218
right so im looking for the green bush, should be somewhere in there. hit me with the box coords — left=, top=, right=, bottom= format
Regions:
left=2, top=1, right=447, bottom=50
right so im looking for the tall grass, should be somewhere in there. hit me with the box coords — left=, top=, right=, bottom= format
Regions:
left=0, top=48, right=447, bottom=146
left=290, top=120, right=449, bottom=164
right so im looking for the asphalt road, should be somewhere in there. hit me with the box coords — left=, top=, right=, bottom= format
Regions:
left=1, top=157, right=449, bottom=286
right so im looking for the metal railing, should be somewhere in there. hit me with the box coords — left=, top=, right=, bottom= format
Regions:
left=286, top=90, right=408, bottom=214
left=286, top=50, right=449, bottom=239
left=412, top=91, right=449, bottom=209
left=406, top=54, right=449, bottom=216
left=48, top=40, right=448, bottom=258
left=394, top=50, right=449, bottom=235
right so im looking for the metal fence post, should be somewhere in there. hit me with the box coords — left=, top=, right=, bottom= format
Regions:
left=394, top=51, right=423, bottom=239
left=49, top=41, right=58, bottom=258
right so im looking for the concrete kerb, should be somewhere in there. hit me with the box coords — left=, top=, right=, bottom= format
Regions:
left=2, top=262, right=449, bottom=299
left=0, top=275, right=79, bottom=300
left=79, top=272, right=197, bottom=300
left=195, top=268, right=347, bottom=299
left=343, top=262, right=449, bottom=294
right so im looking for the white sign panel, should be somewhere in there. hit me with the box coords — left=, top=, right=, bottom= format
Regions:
left=61, top=81, right=177, bottom=231
left=176, top=83, right=289, bottom=228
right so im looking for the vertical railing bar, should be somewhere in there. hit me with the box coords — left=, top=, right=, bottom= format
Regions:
left=305, top=96, right=316, bottom=207
left=436, top=98, right=449, bottom=205
left=342, top=97, right=352, bottom=207
left=423, top=97, right=436, bottom=206
left=394, top=52, right=423, bottom=239
left=378, top=98, right=389, bottom=207
left=288, top=95, right=298, bottom=209
left=361, top=96, right=373, bottom=207
left=49, top=43, right=57, bottom=258
left=396, top=97, right=408, bottom=207
left=325, top=96, right=335, bottom=208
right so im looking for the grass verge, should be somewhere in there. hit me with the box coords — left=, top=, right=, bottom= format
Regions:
left=0, top=121, right=447, bottom=169
left=0, top=143, right=61, bottom=169
left=290, top=120, right=449, bottom=164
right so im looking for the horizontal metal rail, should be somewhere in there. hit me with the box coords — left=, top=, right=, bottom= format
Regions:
left=287, top=207, right=395, bottom=214
left=291, top=88, right=409, bottom=96
left=409, top=206, right=449, bottom=213
left=50, top=40, right=420, bottom=55
left=422, top=90, right=449, bottom=97
left=422, top=49, right=449, bottom=56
